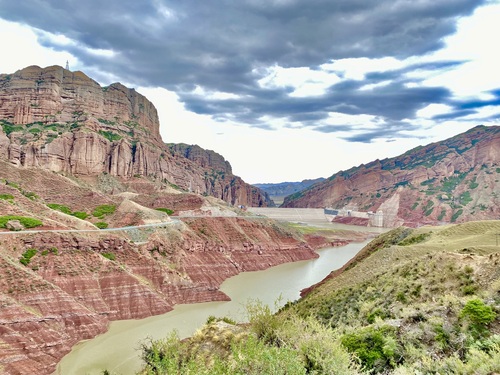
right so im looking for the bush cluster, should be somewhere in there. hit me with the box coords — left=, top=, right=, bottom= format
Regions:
left=47, top=203, right=89, bottom=219
left=155, top=207, right=174, bottom=215
left=92, top=204, right=116, bottom=218
left=0, top=215, right=43, bottom=229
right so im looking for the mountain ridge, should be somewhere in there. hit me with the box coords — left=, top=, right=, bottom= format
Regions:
left=282, top=125, right=500, bottom=226
left=0, top=65, right=271, bottom=207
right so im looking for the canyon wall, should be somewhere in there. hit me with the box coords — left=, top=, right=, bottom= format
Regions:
left=0, top=65, right=271, bottom=207
left=0, top=217, right=327, bottom=375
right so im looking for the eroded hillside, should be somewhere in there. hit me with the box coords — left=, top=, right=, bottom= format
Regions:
left=283, top=125, right=500, bottom=227
left=138, top=221, right=500, bottom=374
left=0, top=213, right=360, bottom=375
left=0, top=65, right=271, bottom=207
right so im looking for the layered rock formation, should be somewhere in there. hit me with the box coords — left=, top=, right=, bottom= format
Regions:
left=283, top=125, right=500, bottom=226
left=0, top=65, right=271, bottom=207
left=0, top=217, right=330, bottom=375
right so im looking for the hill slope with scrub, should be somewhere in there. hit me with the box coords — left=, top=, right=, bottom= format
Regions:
left=139, top=220, right=500, bottom=374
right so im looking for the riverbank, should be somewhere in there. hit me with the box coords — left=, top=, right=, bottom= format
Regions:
left=0, top=216, right=363, bottom=374
left=57, top=240, right=370, bottom=374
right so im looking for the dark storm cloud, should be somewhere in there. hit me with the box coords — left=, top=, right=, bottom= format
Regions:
left=0, top=0, right=489, bottom=142
left=432, top=109, right=477, bottom=120
left=316, top=121, right=420, bottom=143
left=179, top=73, right=452, bottom=128
left=434, top=88, right=500, bottom=120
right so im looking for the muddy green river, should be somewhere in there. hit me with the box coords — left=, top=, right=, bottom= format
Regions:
left=56, top=240, right=369, bottom=374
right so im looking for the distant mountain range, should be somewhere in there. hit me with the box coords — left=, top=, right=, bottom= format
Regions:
left=282, top=125, right=500, bottom=226
left=254, top=178, right=325, bottom=203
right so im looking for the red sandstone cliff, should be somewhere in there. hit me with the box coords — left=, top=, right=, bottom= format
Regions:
left=282, top=125, right=500, bottom=226
left=0, top=65, right=271, bottom=207
left=0, top=216, right=341, bottom=375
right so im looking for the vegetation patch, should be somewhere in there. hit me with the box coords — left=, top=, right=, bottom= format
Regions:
left=98, top=130, right=121, bottom=142
left=437, top=208, right=447, bottom=221
left=95, top=222, right=109, bottom=229
left=0, top=216, right=43, bottom=229
left=451, top=208, right=464, bottom=222
left=0, top=120, right=24, bottom=135
left=71, top=211, right=88, bottom=220
left=92, top=204, right=116, bottom=218
left=155, top=208, right=174, bottom=215
left=47, top=203, right=89, bottom=219
left=20, top=248, right=38, bottom=266
left=460, top=191, right=473, bottom=206
left=0, top=194, right=14, bottom=201
left=460, top=299, right=496, bottom=338
left=341, top=325, right=399, bottom=372
left=47, top=203, right=72, bottom=215
left=398, top=232, right=430, bottom=246
left=22, top=191, right=38, bottom=200
left=101, top=252, right=115, bottom=261
left=97, top=118, right=115, bottom=125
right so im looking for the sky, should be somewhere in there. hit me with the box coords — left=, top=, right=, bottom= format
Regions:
left=0, top=0, right=499, bottom=184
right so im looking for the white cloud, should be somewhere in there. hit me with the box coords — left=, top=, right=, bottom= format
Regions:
left=258, top=66, right=341, bottom=97
left=416, top=104, right=453, bottom=119
left=191, top=86, right=241, bottom=100
left=0, top=19, right=77, bottom=73
left=421, top=2, right=500, bottom=96
left=321, top=57, right=405, bottom=80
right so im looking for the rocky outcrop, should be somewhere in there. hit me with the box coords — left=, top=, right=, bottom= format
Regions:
left=0, top=66, right=161, bottom=142
left=169, top=143, right=233, bottom=174
left=0, top=65, right=270, bottom=207
left=283, top=125, right=500, bottom=226
left=0, top=217, right=324, bottom=374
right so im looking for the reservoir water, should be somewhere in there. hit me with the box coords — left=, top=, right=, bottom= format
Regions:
left=56, top=240, right=369, bottom=374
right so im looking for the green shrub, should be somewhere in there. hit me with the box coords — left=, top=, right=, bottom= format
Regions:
left=92, top=204, right=116, bottom=218
left=206, top=315, right=237, bottom=325
left=451, top=209, right=463, bottom=222
left=47, top=203, right=72, bottom=215
left=341, top=325, right=399, bottom=372
left=1, top=123, right=24, bottom=135
left=0, top=194, right=14, bottom=200
left=460, top=299, right=496, bottom=338
left=246, top=299, right=282, bottom=345
left=95, top=222, right=109, bottom=229
left=20, top=248, right=38, bottom=266
left=101, top=252, right=115, bottom=261
left=0, top=216, right=43, bottom=229
left=155, top=207, right=174, bottom=215
left=460, top=191, right=473, bottom=206
left=140, top=331, right=305, bottom=375
left=398, top=233, right=430, bottom=246
left=22, top=191, right=38, bottom=200
left=71, top=211, right=88, bottom=220
left=98, top=130, right=122, bottom=142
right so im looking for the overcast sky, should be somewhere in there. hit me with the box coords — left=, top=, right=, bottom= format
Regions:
left=0, top=0, right=499, bottom=183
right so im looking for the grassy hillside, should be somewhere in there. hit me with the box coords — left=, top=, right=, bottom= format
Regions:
left=137, top=221, right=500, bottom=374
